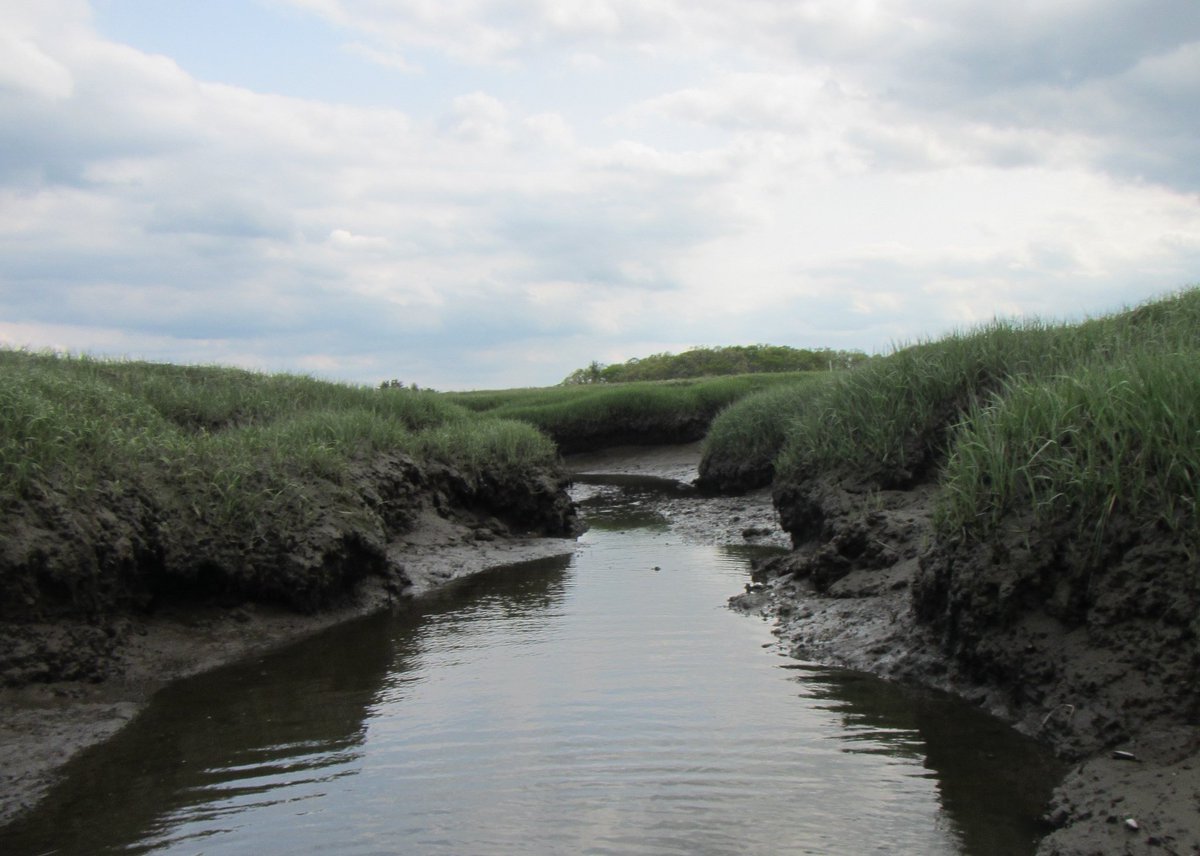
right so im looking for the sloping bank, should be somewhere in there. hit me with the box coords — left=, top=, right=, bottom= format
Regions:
left=0, top=353, right=581, bottom=824
left=702, top=289, right=1200, bottom=856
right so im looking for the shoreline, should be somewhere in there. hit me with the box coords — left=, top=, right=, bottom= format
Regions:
left=561, top=443, right=1200, bottom=855
left=4, top=442, right=1197, bottom=855
left=734, top=477, right=1200, bottom=856
left=0, top=516, right=578, bottom=827
left=0, top=441, right=755, bottom=828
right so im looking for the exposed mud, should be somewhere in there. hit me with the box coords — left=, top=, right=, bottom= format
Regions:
left=741, top=471, right=1200, bottom=856
left=550, top=415, right=711, bottom=455
left=5, top=442, right=1197, bottom=856
left=566, top=442, right=790, bottom=549
left=0, top=454, right=581, bottom=826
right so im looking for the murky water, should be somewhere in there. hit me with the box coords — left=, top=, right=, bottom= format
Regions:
left=3, top=476, right=1062, bottom=855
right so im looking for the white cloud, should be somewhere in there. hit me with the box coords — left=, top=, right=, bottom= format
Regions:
left=329, top=228, right=389, bottom=249
left=0, top=0, right=1196, bottom=390
left=446, top=91, right=512, bottom=145
left=0, top=33, right=75, bottom=100
left=341, top=41, right=422, bottom=73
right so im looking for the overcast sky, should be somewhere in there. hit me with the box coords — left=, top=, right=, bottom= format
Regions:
left=2, top=1, right=1198, bottom=389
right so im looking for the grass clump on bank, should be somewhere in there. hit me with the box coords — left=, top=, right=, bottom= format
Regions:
left=695, top=287, right=1200, bottom=566
left=443, top=372, right=812, bottom=452
left=935, top=345, right=1200, bottom=557
left=0, top=351, right=565, bottom=620
left=697, top=374, right=832, bottom=493
left=770, top=289, right=1200, bottom=493
left=772, top=319, right=1103, bottom=490
left=931, top=289, right=1200, bottom=556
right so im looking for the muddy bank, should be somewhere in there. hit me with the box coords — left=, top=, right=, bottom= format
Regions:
left=5, top=441, right=1196, bottom=855
left=0, top=453, right=581, bottom=826
left=587, top=448, right=1199, bottom=854
left=548, top=415, right=711, bottom=455
left=736, top=471, right=1200, bottom=856
left=566, top=442, right=790, bottom=549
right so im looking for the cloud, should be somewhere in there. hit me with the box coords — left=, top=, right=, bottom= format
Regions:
left=0, top=33, right=75, bottom=101
left=0, top=1, right=1197, bottom=390
left=281, top=0, right=1200, bottom=190
left=340, top=41, right=422, bottom=73
left=446, top=91, right=512, bottom=145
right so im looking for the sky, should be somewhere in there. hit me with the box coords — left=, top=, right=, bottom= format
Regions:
left=1, top=1, right=1198, bottom=390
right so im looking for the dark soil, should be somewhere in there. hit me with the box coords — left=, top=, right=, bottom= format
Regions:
left=0, top=453, right=582, bottom=825
left=549, top=414, right=711, bottom=455
left=0, top=452, right=579, bottom=633
left=694, top=450, right=775, bottom=496
left=742, top=470, right=1200, bottom=856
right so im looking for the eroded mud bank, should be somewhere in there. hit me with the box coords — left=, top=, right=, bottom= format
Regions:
left=737, top=470, right=1199, bottom=856
left=0, top=454, right=581, bottom=825
left=4, top=443, right=1196, bottom=856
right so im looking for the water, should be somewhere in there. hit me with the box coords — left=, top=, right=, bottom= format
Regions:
left=3, top=476, right=1063, bottom=855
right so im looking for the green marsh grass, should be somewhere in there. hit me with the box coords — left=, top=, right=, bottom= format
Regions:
left=772, top=289, right=1200, bottom=489
left=721, top=287, right=1200, bottom=568
left=0, top=350, right=553, bottom=524
left=772, top=319, right=1100, bottom=487
left=444, top=372, right=813, bottom=450
left=699, top=374, right=831, bottom=489
left=418, top=419, right=559, bottom=480
left=935, top=348, right=1200, bottom=555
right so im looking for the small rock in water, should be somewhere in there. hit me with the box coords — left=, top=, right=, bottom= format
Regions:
left=1111, top=750, right=1139, bottom=762
left=1124, top=818, right=1140, bottom=832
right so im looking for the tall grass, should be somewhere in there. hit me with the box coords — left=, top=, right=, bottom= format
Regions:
left=418, top=419, right=559, bottom=480
left=935, top=348, right=1200, bottom=555
left=0, top=356, right=177, bottom=502
left=772, top=319, right=1106, bottom=488
left=444, top=373, right=812, bottom=450
left=0, top=350, right=553, bottom=517
left=699, top=374, right=831, bottom=490
left=770, top=291, right=1200, bottom=491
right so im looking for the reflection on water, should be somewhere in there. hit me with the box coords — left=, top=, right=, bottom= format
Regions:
left=790, top=666, right=1065, bottom=856
left=572, top=476, right=675, bottom=531
left=2, top=477, right=1063, bottom=856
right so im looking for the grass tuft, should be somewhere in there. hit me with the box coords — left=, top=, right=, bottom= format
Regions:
left=935, top=349, right=1200, bottom=556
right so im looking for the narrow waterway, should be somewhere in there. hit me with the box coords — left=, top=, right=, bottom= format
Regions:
left=3, top=471, right=1062, bottom=855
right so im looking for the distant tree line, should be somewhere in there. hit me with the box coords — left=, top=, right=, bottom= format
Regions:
left=379, top=379, right=425, bottom=391
left=561, top=345, right=869, bottom=385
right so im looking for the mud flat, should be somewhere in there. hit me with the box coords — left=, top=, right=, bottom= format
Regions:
left=566, top=442, right=791, bottom=549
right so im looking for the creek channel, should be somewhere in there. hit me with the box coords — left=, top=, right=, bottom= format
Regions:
left=3, top=461, right=1063, bottom=855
